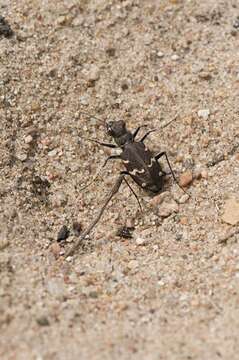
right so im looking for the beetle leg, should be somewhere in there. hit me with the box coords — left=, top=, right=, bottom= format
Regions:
left=82, top=137, right=117, bottom=148
left=140, top=129, right=156, bottom=143
left=66, top=174, right=125, bottom=257
left=155, top=152, right=190, bottom=196
left=155, top=152, right=177, bottom=181
left=79, top=155, right=121, bottom=191
left=120, top=171, right=142, bottom=211
left=132, top=125, right=147, bottom=140
left=103, top=155, right=122, bottom=167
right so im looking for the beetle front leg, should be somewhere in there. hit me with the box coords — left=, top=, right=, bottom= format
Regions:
left=132, top=125, right=147, bottom=140
left=80, top=155, right=121, bottom=191
left=103, top=155, right=122, bottom=167
left=140, top=129, right=156, bottom=143
left=82, top=137, right=117, bottom=148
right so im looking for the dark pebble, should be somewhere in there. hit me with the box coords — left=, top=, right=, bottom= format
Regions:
left=106, top=47, right=116, bottom=57
left=36, top=316, right=50, bottom=326
left=233, top=16, right=239, bottom=29
left=0, top=16, right=14, bottom=38
left=57, top=225, right=70, bottom=242
left=116, top=226, right=135, bottom=239
left=121, top=82, right=129, bottom=91
left=73, top=221, right=82, bottom=236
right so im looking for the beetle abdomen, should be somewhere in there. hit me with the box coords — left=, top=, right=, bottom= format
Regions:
left=121, top=142, right=164, bottom=193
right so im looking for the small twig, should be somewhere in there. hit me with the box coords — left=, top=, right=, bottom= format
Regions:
left=65, top=175, right=124, bottom=258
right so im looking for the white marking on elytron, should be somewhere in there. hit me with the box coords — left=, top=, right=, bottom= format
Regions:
left=129, top=168, right=145, bottom=176
left=148, top=157, right=156, bottom=168
left=142, top=182, right=146, bottom=187
left=144, top=146, right=148, bottom=151
left=123, top=159, right=130, bottom=164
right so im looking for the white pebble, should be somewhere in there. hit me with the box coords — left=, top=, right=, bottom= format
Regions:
left=157, top=51, right=164, bottom=58
left=87, top=65, right=100, bottom=82
left=171, top=54, right=180, bottom=61
left=128, top=260, right=139, bottom=270
left=66, top=256, right=73, bottom=262
left=135, top=237, right=147, bottom=246
left=197, top=109, right=210, bottom=120
left=16, top=153, right=27, bottom=162
left=24, top=135, right=33, bottom=144
left=48, top=148, right=58, bottom=157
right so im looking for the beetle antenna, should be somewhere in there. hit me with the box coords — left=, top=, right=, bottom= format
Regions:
left=160, top=112, right=179, bottom=129
left=78, top=110, right=105, bottom=125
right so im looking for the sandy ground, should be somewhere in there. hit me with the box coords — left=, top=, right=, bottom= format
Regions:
left=1, top=0, right=239, bottom=359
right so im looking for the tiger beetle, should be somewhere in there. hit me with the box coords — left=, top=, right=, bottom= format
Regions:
left=65, top=112, right=189, bottom=258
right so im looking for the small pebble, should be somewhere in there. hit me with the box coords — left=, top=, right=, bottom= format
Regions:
left=0, top=239, right=10, bottom=251
left=50, top=242, right=61, bottom=258
left=197, top=109, right=210, bottom=120
left=16, top=153, right=27, bottom=162
left=50, top=192, right=67, bottom=207
left=116, top=226, right=134, bottom=239
left=57, top=225, right=70, bottom=242
left=193, top=169, right=202, bottom=180
left=121, top=81, right=129, bottom=90
left=106, top=47, right=116, bottom=57
left=48, top=148, right=58, bottom=157
left=150, top=191, right=171, bottom=207
left=157, top=51, right=164, bottom=58
left=0, top=16, right=13, bottom=38
left=176, top=154, right=184, bottom=163
left=31, top=101, right=40, bottom=112
left=222, top=198, right=239, bottom=225
left=179, top=170, right=193, bottom=187
left=233, top=16, right=239, bottom=29
left=199, top=72, right=212, bottom=80
left=79, top=96, right=89, bottom=106
left=135, top=237, right=147, bottom=246
left=175, top=234, right=183, bottom=241
left=86, top=65, right=100, bottom=83
left=127, top=260, right=139, bottom=270
left=158, top=200, right=179, bottom=218
left=171, top=54, right=180, bottom=61
left=66, top=256, right=73, bottom=262
left=89, top=290, right=99, bottom=299
left=73, top=222, right=82, bottom=236
left=180, top=217, right=188, bottom=225
left=57, top=15, right=68, bottom=26
left=36, top=316, right=50, bottom=326
left=201, top=169, right=208, bottom=179
left=24, top=135, right=33, bottom=144
left=178, top=194, right=189, bottom=204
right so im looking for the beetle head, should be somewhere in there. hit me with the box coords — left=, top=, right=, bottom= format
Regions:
left=106, top=120, right=132, bottom=147
left=106, top=120, right=127, bottom=138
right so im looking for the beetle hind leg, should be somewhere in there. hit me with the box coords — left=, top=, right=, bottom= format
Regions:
left=155, top=152, right=190, bottom=197
left=120, top=171, right=142, bottom=212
